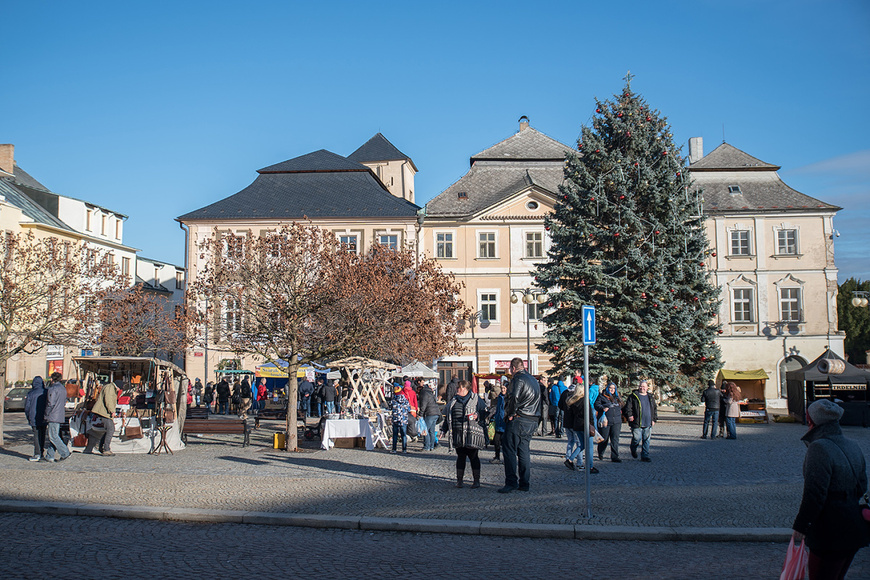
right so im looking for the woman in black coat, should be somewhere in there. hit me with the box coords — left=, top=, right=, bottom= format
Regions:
left=594, top=382, right=623, bottom=463
left=792, top=399, right=869, bottom=579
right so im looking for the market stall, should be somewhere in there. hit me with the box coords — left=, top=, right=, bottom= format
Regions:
left=786, top=349, right=870, bottom=427
left=717, top=369, right=769, bottom=423
left=70, top=356, right=188, bottom=453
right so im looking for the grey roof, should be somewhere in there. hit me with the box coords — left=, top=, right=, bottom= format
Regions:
left=690, top=142, right=779, bottom=171
left=347, top=133, right=418, bottom=171
left=178, top=149, right=420, bottom=221
left=13, top=165, right=53, bottom=192
left=0, top=179, right=75, bottom=232
left=691, top=143, right=839, bottom=213
left=470, top=127, right=572, bottom=165
left=426, top=126, right=571, bottom=218
left=426, top=161, right=564, bottom=217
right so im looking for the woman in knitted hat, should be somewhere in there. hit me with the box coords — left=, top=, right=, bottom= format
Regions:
left=792, top=398, right=869, bottom=579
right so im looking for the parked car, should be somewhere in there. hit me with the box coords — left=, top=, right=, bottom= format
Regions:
left=4, top=387, right=30, bottom=411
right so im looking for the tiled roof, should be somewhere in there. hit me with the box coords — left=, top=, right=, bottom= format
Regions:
left=470, top=127, right=572, bottom=164
left=690, top=142, right=779, bottom=171
left=13, top=165, right=53, bottom=192
left=178, top=150, right=420, bottom=221
left=690, top=143, right=839, bottom=213
left=426, top=161, right=564, bottom=217
left=0, top=179, right=75, bottom=232
left=347, top=133, right=417, bottom=171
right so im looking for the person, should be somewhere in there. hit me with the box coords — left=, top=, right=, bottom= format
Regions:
left=624, top=379, right=657, bottom=462
left=562, top=382, right=597, bottom=472
left=44, top=372, right=71, bottom=463
left=792, top=399, right=870, bottom=579
left=401, top=379, right=419, bottom=440
left=204, top=381, right=215, bottom=413
left=595, top=381, right=622, bottom=462
left=298, top=377, right=314, bottom=419
left=193, top=378, right=203, bottom=407
left=489, top=382, right=507, bottom=464
left=444, top=376, right=458, bottom=404
left=216, top=376, right=231, bottom=415
left=442, top=379, right=487, bottom=488
left=538, top=375, right=550, bottom=436
left=311, top=377, right=324, bottom=418
left=238, top=376, right=252, bottom=420
left=724, top=381, right=742, bottom=439
left=390, top=383, right=411, bottom=454
left=254, top=378, right=269, bottom=429
left=700, top=380, right=721, bottom=439
left=549, top=378, right=567, bottom=438
left=84, top=380, right=118, bottom=456
left=23, top=376, right=48, bottom=462
left=498, top=357, right=542, bottom=493
left=322, top=378, right=337, bottom=415
left=717, top=383, right=728, bottom=438
left=417, top=380, right=441, bottom=452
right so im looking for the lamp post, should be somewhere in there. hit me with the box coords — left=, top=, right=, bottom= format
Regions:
left=467, top=310, right=484, bottom=374
left=851, top=291, right=869, bottom=308
left=510, top=288, right=548, bottom=374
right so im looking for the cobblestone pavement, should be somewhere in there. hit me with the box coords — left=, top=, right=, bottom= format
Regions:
left=1, top=411, right=869, bottom=528
left=1, top=512, right=867, bottom=579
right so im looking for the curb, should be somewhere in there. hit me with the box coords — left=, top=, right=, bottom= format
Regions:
left=0, top=500, right=791, bottom=542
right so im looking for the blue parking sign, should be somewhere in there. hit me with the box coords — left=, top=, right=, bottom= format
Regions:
left=582, top=305, right=596, bottom=345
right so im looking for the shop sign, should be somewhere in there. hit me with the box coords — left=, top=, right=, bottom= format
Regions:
left=46, top=345, right=64, bottom=360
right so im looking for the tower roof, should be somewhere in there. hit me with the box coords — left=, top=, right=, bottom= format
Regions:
left=347, top=133, right=417, bottom=171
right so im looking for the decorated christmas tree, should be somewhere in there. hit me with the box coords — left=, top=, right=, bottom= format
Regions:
left=536, top=75, right=721, bottom=410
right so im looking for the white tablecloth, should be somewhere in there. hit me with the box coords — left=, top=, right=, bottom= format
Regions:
left=321, top=418, right=374, bottom=450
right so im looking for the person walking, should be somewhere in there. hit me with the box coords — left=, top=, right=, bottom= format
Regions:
left=216, top=376, right=231, bottom=415
left=549, top=378, right=567, bottom=438
left=84, top=380, right=118, bottom=456
left=390, top=383, right=411, bottom=454
left=204, top=381, right=215, bottom=413
left=792, top=399, right=870, bottom=579
left=700, top=380, right=721, bottom=439
left=724, top=381, right=742, bottom=440
left=23, top=376, right=48, bottom=462
left=489, top=382, right=507, bottom=464
left=417, top=381, right=441, bottom=452
left=595, top=381, right=623, bottom=462
left=498, top=357, right=542, bottom=493
left=442, top=379, right=487, bottom=488
left=322, top=378, right=337, bottom=415
left=298, top=377, right=314, bottom=419
left=717, top=383, right=728, bottom=438
left=193, top=378, right=203, bottom=407
left=562, top=383, right=598, bottom=472
left=238, top=376, right=252, bottom=420
left=624, top=379, right=657, bottom=462
left=43, top=372, right=71, bottom=463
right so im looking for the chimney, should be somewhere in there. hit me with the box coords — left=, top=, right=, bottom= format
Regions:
left=0, top=144, right=13, bottom=176
left=518, top=115, right=530, bottom=131
left=688, top=137, right=703, bottom=165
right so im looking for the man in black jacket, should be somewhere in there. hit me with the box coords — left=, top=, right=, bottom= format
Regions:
left=498, top=357, right=542, bottom=493
left=700, top=380, right=721, bottom=439
left=624, top=380, right=657, bottom=462
left=216, top=377, right=231, bottom=415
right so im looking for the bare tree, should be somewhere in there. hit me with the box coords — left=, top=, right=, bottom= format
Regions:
left=189, top=223, right=467, bottom=450
left=0, top=231, right=124, bottom=446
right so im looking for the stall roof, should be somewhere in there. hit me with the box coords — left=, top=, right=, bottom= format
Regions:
left=392, top=361, right=439, bottom=379
left=72, top=356, right=186, bottom=376
left=786, top=349, right=870, bottom=383
left=718, top=369, right=769, bottom=381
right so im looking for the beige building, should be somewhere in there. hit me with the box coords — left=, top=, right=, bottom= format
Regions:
left=689, top=139, right=845, bottom=408
left=176, top=135, right=421, bottom=381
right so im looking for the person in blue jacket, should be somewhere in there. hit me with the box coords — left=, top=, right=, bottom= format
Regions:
left=489, top=382, right=507, bottom=464
left=548, top=378, right=568, bottom=438
left=23, top=376, right=48, bottom=462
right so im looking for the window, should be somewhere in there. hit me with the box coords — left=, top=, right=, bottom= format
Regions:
left=525, top=231, right=543, bottom=259
left=478, top=232, right=496, bottom=258
left=225, top=234, right=244, bottom=259
left=526, top=200, right=539, bottom=211
left=101, top=215, right=107, bottom=236
left=777, top=229, right=797, bottom=255
left=121, top=257, right=130, bottom=277
left=86, top=210, right=93, bottom=231
left=780, top=288, right=802, bottom=322
left=154, top=267, right=160, bottom=286
left=436, top=232, right=453, bottom=258
left=730, top=230, right=751, bottom=256
left=339, top=235, right=358, bottom=254
left=224, top=297, right=242, bottom=335
left=528, top=302, right=546, bottom=321
left=728, top=185, right=742, bottom=194
left=732, top=288, right=754, bottom=323
left=479, top=293, right=497, bottom=322
left=115, top=219, right=121, bottom=240
left=175, top=272, right=183, bottom=290
left=378, top=234, right=398, bottom=251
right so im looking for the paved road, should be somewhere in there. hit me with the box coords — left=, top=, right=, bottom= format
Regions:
left=4, top=410, right=869, bottom=529
left=2, top=511, right=867, bottom=579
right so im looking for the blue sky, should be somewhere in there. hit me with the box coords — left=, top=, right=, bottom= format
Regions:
left=3, top=1, right=868, bottom=280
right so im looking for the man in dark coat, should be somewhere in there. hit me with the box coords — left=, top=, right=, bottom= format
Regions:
left=792, top=399, right=869, bottom=578
left=215, top=376, right=231, bottom=415
left=498, top=358, right=542, bottom=494
left=700, top=380, right=721, bottom=439
left=43, top=372, right=71, bottom=462
left=24, top=376, right=48, bottom=461
left=298, top=378, right=314, bottom=418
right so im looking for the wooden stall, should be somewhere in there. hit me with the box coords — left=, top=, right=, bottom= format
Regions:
left=717, top=368, right=769, bottom=423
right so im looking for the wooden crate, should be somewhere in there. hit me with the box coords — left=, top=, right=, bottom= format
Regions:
left=332, top=437, right=366, bottom=449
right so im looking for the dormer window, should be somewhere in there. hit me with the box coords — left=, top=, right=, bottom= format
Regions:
left=526, top=200, right=539, bottom=211
left=457, top=191, right=468, bottom=200
left=728, top=185, right=742, bottom=194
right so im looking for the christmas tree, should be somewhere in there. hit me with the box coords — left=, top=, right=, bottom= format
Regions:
left=536, top=75, right=721, bottom=410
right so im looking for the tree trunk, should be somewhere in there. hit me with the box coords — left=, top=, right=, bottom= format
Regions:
left=284, top=356, right=299, bottom=451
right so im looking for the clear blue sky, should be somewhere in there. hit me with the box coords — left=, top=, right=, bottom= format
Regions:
left=4, top=1, right=868, bottom=280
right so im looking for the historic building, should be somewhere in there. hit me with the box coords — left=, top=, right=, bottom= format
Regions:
left=176, top=134, right=421, bottom=380
left=688, top=138, right=844, bottom=408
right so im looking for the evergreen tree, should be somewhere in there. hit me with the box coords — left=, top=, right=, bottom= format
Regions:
left=837, top=278, right=870, bottom=364
left=536, top=77, right=721, bottom=410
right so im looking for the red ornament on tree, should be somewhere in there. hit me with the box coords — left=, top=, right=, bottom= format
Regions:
left=641, top=293, right=647, bottom=299
left=700, top=262, right=706, bottom=267
left=646, top=116, right=651, bottom=121
left=662, top=150, right=669, bottom=156
left=595, top=149, right=600, bottom=153
left=653, top=304, right=658, bottom=308
left=634, top=162, right=639, bottom=166
left=614, top=232, right=620, bottom=237
left=619, top=195, right=625, bottom=200
left=693, top=296, right=699, bottom=301
left=621, top=337, right=628, bottom=342
left=717, top=329, right=724, bottom=334
left=617, top=113, right=623, bottom=118
left=654, top=230, right=660, bottom=235
left=626, top=131, right=631, bottom=137
left=711, top=252, right=717, bottom=257
left=701, top=356, right=707, bottom=361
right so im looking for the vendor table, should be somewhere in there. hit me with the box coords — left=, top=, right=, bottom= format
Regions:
left=321, top=418, right=374, bottom=450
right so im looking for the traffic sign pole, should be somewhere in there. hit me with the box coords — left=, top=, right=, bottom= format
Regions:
left=584, top=343, right=591, bottom=519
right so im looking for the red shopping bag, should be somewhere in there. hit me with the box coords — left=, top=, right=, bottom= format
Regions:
left=780, top=537, right=808, bottom=580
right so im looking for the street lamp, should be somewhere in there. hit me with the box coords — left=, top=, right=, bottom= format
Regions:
left=851, top=291, right=869, bottom=308
left=510, top=288, right=548, bottom=374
